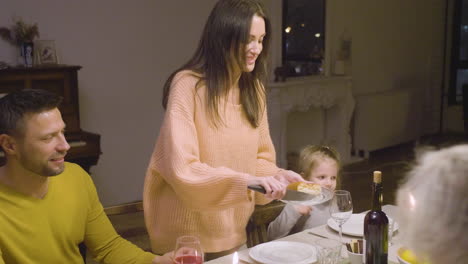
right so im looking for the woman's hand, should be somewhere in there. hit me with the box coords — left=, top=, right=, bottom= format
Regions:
left=247, top=175, right=287, bottom=200
left=274, top=170, right=304, bottom=185
left=152, top=251, right=173, bottom=264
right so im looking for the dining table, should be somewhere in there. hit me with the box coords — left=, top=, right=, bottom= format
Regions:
left=205, top=205, right=401, bottom=264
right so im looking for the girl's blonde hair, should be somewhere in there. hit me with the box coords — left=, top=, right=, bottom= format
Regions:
left=298, top=145, right=341, bottom=187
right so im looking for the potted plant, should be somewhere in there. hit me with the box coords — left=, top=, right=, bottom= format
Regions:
left=0, top=18, right=40, bottom=67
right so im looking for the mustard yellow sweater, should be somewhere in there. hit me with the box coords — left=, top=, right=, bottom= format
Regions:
left=0, top=163, right=155, bottom=264
left=143, top=70, right=281, bottom=254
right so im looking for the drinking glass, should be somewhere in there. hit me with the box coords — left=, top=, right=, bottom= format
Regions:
left=173, top=235, right=204, bottom=264
left=388, top=218, right=394, bottom=246
left=315, top=238, right=342, bottom=264
left=329, top=190, right=353, bottom=244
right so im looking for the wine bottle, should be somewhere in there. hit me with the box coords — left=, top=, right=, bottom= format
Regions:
left=364, top=171, right=389, bottom=264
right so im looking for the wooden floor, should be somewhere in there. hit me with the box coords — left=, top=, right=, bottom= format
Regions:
left=342, top=144, right=414, bottom=213
left=342, top=133, right=467, bottom=213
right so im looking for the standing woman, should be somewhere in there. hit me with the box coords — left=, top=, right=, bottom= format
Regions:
left=143, top=0, right=303, bottom=260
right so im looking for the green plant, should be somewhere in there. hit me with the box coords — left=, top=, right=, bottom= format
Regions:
left=0, top=18, right=40, bottom=46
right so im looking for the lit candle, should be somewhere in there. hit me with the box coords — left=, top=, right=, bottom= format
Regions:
left=408, top=192, right=416, bottom=210
left=232, top=251, right=239, bottom=264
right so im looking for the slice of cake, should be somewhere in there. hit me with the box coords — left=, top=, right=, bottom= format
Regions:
left=287, top=182, right=322, bottom=196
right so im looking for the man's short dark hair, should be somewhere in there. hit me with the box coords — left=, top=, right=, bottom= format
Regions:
left=0, top=89, right=63, bottom=136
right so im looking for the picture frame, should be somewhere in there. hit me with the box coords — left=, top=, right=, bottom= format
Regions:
left=34, top=39, right=58, bottom=65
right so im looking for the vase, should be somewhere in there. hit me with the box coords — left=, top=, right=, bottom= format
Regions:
left=19, top=42, right=34, bottom=67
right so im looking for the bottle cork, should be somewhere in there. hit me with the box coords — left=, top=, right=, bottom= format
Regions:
left=373, top=171, right=382, bottom=183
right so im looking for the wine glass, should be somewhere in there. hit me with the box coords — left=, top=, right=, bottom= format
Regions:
left=388, top=217, right=395, bottom=246
left=173, top=235, right=204, bottom=264
left=315, top=238, right=342, bottom=264
left=329, top=190, right=353, bottom=244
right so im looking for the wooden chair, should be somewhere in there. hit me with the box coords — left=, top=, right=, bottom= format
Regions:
left=246, top=200, right=285, bottom=248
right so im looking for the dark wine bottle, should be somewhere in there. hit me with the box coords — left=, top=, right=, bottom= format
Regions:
left=364, top=171, right=389, bottom=264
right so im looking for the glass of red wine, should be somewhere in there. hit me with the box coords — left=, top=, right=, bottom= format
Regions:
left=173, top=235, right=204, bottom=264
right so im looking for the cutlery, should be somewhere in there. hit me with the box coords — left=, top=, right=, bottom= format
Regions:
left=307, top=231, right=329, bottom=239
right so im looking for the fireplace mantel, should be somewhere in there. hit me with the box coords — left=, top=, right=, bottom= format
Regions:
left=267, top=75, right=355, bottom=167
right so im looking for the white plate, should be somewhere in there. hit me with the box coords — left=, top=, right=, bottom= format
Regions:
left=281, top=187, right=333, bottom=206
left=327, top=214, right=399, bottom=237
left=249, top=241, right=317, bottom=264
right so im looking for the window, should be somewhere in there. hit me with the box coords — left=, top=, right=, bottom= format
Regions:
left=282, top=0, right=326, bottom=77
left=449, top=0, right=468, bottom=104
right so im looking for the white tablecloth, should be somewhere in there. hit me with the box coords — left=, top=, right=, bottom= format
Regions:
left=206, top=205, right=400, bottom=264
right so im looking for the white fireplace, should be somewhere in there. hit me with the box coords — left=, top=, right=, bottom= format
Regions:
left=267, top=76, right=355, bottom=168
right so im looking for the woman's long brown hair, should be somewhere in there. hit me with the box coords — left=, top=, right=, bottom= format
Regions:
left=162, top=0, right=271, bottom=128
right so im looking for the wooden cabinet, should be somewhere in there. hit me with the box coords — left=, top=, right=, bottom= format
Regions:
left=0, top=65, right=82, bottom=132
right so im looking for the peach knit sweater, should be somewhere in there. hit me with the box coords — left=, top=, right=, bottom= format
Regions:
left=143, top=70, right=281, bottom=254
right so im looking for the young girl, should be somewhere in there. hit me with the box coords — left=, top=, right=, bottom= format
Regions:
left=267, top=145, right=341, bottom=240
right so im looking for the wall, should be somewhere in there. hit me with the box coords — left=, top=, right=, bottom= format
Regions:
left=338, top=0, right=449, bottom=150
left=350, top=0, right=447, bottom=139
left=0, top=0, right=217, bottom=206
left=267, top=0, right=452, bottom=154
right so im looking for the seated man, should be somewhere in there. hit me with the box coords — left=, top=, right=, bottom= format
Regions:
left=0, top=89, right=172, bottom=264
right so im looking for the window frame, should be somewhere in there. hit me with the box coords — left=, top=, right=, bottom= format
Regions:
left=281, top=0, right=327, bottom=65
left=448, top=0, right=468, bottom=105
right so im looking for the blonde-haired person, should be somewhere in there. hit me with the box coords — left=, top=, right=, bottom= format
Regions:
left=396, top=144, right=468, bottom=264
left=267, top=145, right=341, bottom=240
left=143, top=0, right=303, bottom=260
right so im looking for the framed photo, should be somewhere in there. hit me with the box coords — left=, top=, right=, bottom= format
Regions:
left=35, top=40, right=58, bottom=65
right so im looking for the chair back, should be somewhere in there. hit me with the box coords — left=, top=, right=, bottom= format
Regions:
left=246, top=201, right=285, bottom=248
